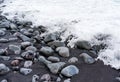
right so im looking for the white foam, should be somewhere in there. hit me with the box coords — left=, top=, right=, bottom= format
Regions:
left=1, top=0, right=120, bottom=69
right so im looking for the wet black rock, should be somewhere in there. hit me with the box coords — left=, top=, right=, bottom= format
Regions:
left=75, top=41, right=91, bottom=50
left=47, top=41, right=65, bottom=49
left=44, top=32, right=60, bottom=43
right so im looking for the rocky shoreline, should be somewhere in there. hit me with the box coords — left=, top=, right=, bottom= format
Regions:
left=0, top=15, right=119, bottom=82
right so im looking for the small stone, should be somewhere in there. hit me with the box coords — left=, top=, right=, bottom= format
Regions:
left=80, top=53, right=95, bottom=64
left=44, top=32, right=60, bottom=43
left=12, top=66, right=20, bottom=71
left=47, top=62, right=66, bottom=74
left=47, top=41, right=65, bottom=49
left=0, top=56, right=10, bottom=61
left=0, top=38, right=9, bottom=43
left=14, top=57, right=24, bottom=61
left=56, top=47, right=70, bottom=57
left=21, top=51, right=35, bottom=60
left=64, top=79, right=71, bottom=82
left=0, top=30, right=5, bottom=36
left=56, top=77, right=61, bottom=82
left=116, top=77, right=120, bottom=81
left=21, top=42, right=32, bottom=49
left=40, top=47, right=54, bottom=56
left=20, top=68, right=32, bottom=75
left=14, top=32, right=30, bottom=41
left=40, top=74, right=51, bottom=81
left=0, top=63, right=10, bottom=75
left=68, top=57, right=78, bottom=63
left=48, top=56, right=60, bottom=62
left=0, top=49, right=6, bottom=55
left=32, top=75, right=39, bottom=82
left=25, top=46, right=37, bottom=52
left=11, top=60, right=20, bottom=66
left=24, top=61, right=33, bottom=68
left=8, top=44, right=21, bottom=55
left=1, top=79, right=8, bottom=82
left=8, top=37, right=18, bottom=42
left=10, top=23, right=17, bottom=30
left=38, top=56, right=52, bottom=65
left=61, top=65, right=79, bottom=77
left=75, top=41, right=91, bottom=50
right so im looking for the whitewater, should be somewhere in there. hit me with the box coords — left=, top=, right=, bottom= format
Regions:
left=1, top=0, right=120, bottom=69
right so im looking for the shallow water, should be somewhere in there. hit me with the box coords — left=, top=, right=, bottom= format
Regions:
left=1, top=0, right=120, bottom=69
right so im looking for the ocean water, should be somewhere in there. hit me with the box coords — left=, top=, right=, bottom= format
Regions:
left=1, top=0, right=120, bottom=69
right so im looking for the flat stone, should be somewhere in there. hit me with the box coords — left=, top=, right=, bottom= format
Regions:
left=68, top=57, right=78, bottom=63
left=0, top=30, right=5, bottom=36
left=47, top=62, right=66, bottom=74
left=1, top=79, right=8, bottom=82
left=21, top=50, right=35, bottom=60
left=40, top=47, right=54, bottom=56
left=0, top=49, right=6, bottom=55
left=48, top=56, right=60, bottom=62
left=75, top=41, right=91, bottom=50
left=20, top=68, right=32, bottom=75
left=21, top=42, right=32, bottom=49
left=0, top=38, right=9, bottom=43
left=0, top=63, right=10, bottom=75
left=11, top=60, right=20, bottom=66
left=44, top=32, right=60, bottom=43
left=80, top=53, right=95, bottom=64
left=47, top=41, right=65, bottom=49
left=0, top=56, right=10, bottom=61
left=61, top=65, right=79, bottom=77
left=40, top=74, right=51, bottom=81
left=38, top=56, right=52, bottom=65
left=64, top=79, right=71, bottom=82
left=32, top=75, right=39, bottom=82
left=14, top=32, right=30, bottom=41
left=56, top=47, right=70, bottom=57
left=25, top=46, right=37, bottom=52
left=8, top=44, right=21, bottom=55
left=24, top=61, right=33, bottom=68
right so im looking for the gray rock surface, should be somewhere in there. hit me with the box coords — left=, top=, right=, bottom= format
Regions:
left=61, top=65, right=79, bottom=77
left=56, top=47, right=70, bottom=57
left=0, top=63, right=10, bottom=75
left=80, top=53, right=95, bottom=64
left=40, top=47, right=54, bottom=56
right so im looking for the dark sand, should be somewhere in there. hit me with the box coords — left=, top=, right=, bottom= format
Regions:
left=0, top=31, right=119, bottom=82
